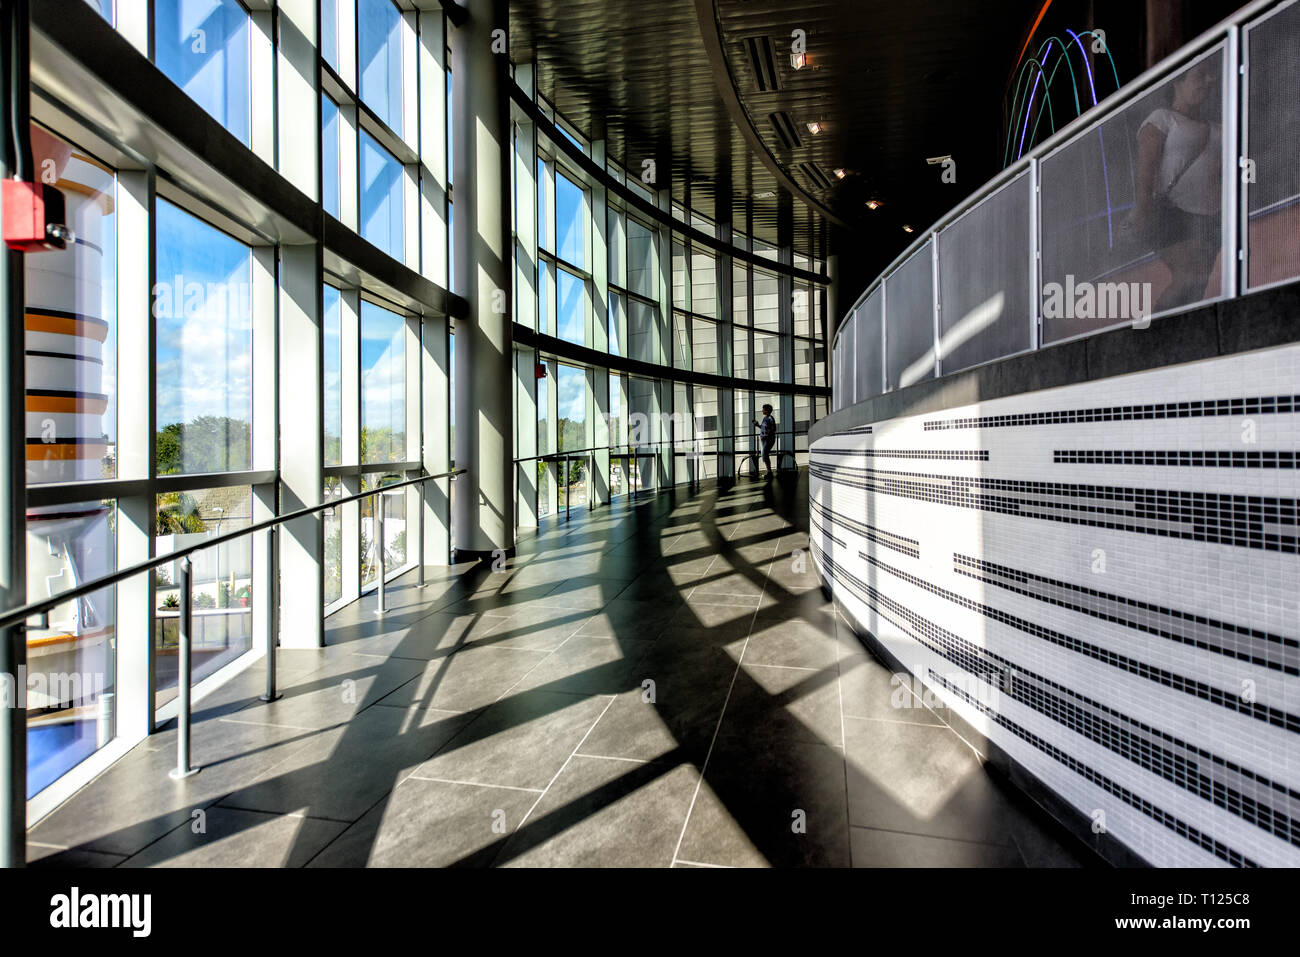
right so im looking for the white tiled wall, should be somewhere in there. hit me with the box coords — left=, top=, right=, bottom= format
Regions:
left=812, top=344, right=1300, bottom=867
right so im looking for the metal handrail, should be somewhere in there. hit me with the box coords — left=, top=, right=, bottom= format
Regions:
left=0, top=468, right=466, bottom=633
left=830, top=0, right=1289, bottom=393
left=516, top=430, right=802, bottom=465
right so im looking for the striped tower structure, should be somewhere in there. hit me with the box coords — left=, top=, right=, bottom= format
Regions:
left=23, top=125, right=115, bottom=774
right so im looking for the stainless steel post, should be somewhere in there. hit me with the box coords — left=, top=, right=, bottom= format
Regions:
left=169, top=559, right=199, bottom=779
left=375, top=491, right=386, bottom=614
left=260, top=527, right=281, bottom=702
left=417, top=478, right=426, bottom=588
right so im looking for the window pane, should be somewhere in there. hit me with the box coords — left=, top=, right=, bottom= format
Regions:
left=608, top=372, right=624, bottom=446
left=155, top=0, right=251, bottom=145
left=793, top=283, right=811, bottom=337
left=154, top=201, right=253, bottom=475
left=628, top=299, right=656, bottom=364
left=754, top=268, right=779, bottom=331
left=323, top=285, right=342, bottom=466
left=539, top=259, right=553, bottom=336
left=691, top=249, right=716, bottom=318
left=556, top=172, right=585, bottom=268
left=609, top=291, right=624, bottom=357
left=537, top=158, right=549, bottom=252
left=672, top=241, right=687, bottom=309
left=25, top=499, right=117, bottom=797
left=627, top=218, right=656, bottom=299
left=733, top=326, right=750, bottom=379
left=361, top=476, right=406, bottom=584
left=322, top=95, right=340, bottom=219
left=361, top=301, right=406, bottom=464
left=607, top=208, right=626, bottom=288
left=26, top=125, right=117, bottom=486
left=360, top=130, right=405, bottom=261
left=358, top=0, right=404, bottom=136
left=558, top=364, right=586, bottom=508
left=557, top=269, right=584, bottom=345
left=672, top=311, right=690, bottom=368
left=732, top=263, right=749, bottom=325
left=692, top=318, right=717, bottom=375
left=754, top=330, right=780, bottom=382
left=154, top=486, right=254, bottom=710
left=84, top=0, right=114, bottom=22
left=321, top=0, right=338, bottom=70
left=324, top=477, right=342, bottom=606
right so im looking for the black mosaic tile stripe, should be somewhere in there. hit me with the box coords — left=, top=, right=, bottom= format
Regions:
left=808, top=459, right=1300, bottom=553
left=851, top=553, right=1300, bottom=847
left=923, top=394, right=1300, bottom=432
left=809, top=514, right=845, bottom=549
left=833, top=425, right=874, bottom=436
left=1055, top=450, right=1299, bottom=468
left=813, top=448, right=990, bottom=462
left=928, top=671, right=1260, bottom=869
left=812, top=542, right=1260, bottom=868
left=855, top=550, right=1300, bottom=733
left=810, top=498, right=920, bottom=559
left=953, top=554, right=1299, bottom=676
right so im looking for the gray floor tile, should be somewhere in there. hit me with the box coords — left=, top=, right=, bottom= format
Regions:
left=308, top=777, right=540, bottom=867
left=677, top=736, right=850, bottom=867
left=119, top=807, right=347, bottom=868
left=411, top=690, right=611, bottom=791
left=849, top=826, right=1025, bottom=867
left=218, top=704, right=475, bottom=821
left=498, top=756, right=699, bottom=867
left=843, top=716, right=1018, bottom=847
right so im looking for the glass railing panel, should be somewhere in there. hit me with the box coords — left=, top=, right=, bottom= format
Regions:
left=1244, top=1, right=1300, bottom=291
left=1040, top=45, right=1228, bottom=343
left=937, top=171, right=1034, bottom=373
left=854, top=287, right=883, bottom=401
left=884, top=241, right=936, bottom=391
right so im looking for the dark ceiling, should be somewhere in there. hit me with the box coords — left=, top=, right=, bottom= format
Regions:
left=508, top=0, right=1041, bottom=265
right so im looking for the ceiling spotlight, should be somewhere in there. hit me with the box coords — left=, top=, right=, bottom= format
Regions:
left=790, top=52, right=806, bottom=70
left=833, top=168, right=847, bottom=179
left=805, top=121, right=822, bottom=135
left=866, top=199, right=883, bottom=210
left=902, top=224, right=915, bottom=233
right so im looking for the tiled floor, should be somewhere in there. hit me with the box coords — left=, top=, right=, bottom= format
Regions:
left=27, top=470, right=1093, bottom=868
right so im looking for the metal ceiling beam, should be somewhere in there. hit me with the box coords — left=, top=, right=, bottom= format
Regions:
left=690, top=0, right=846, bottom=229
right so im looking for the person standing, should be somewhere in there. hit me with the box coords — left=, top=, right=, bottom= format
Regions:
left=754, top=404, right=777, bottom=478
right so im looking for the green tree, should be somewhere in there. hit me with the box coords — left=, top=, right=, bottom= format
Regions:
left=156, top=491, right=206, bottom=535
left=156, top=416, right=252, bottom=475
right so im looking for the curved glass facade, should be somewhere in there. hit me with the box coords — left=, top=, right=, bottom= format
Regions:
left=13, top=0, right=828, bottom=812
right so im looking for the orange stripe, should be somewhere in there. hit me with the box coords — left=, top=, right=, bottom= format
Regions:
left=27, top=626, right=113, bottom=649
left=71, top=151, right=114, bottom=175
left=55, top=179, right=114, bottom=214
left=25, top=312, right=110, bottom=342
left=26, top=394, right=109, bottom=414
left=1016, top=0, right=1056, bottom=68
left=25, top=443, right=106, bottom=461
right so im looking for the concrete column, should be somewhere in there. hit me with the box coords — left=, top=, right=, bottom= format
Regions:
left=451, top=0, right=514, bottom=556
left=114, top=169, right=156, bottom=740
left=276, top=0, right=318, bottom=199
left=277, top=244, right=324, bottom=647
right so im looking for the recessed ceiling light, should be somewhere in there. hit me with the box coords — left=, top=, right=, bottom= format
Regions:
left=805, top=121, right=822, bottom=135
left=925, top=154, right=953, bottom=166
left=866, top=199, right=883, bottom=210
left=902, top=224, right=915, bottom=233
left=833, top=168, right=847, bottom=179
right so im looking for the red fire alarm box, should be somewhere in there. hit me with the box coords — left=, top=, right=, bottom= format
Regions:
left=535, top=362, right=547, bottom=379
left=3, top=180, right=70, bottom=252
